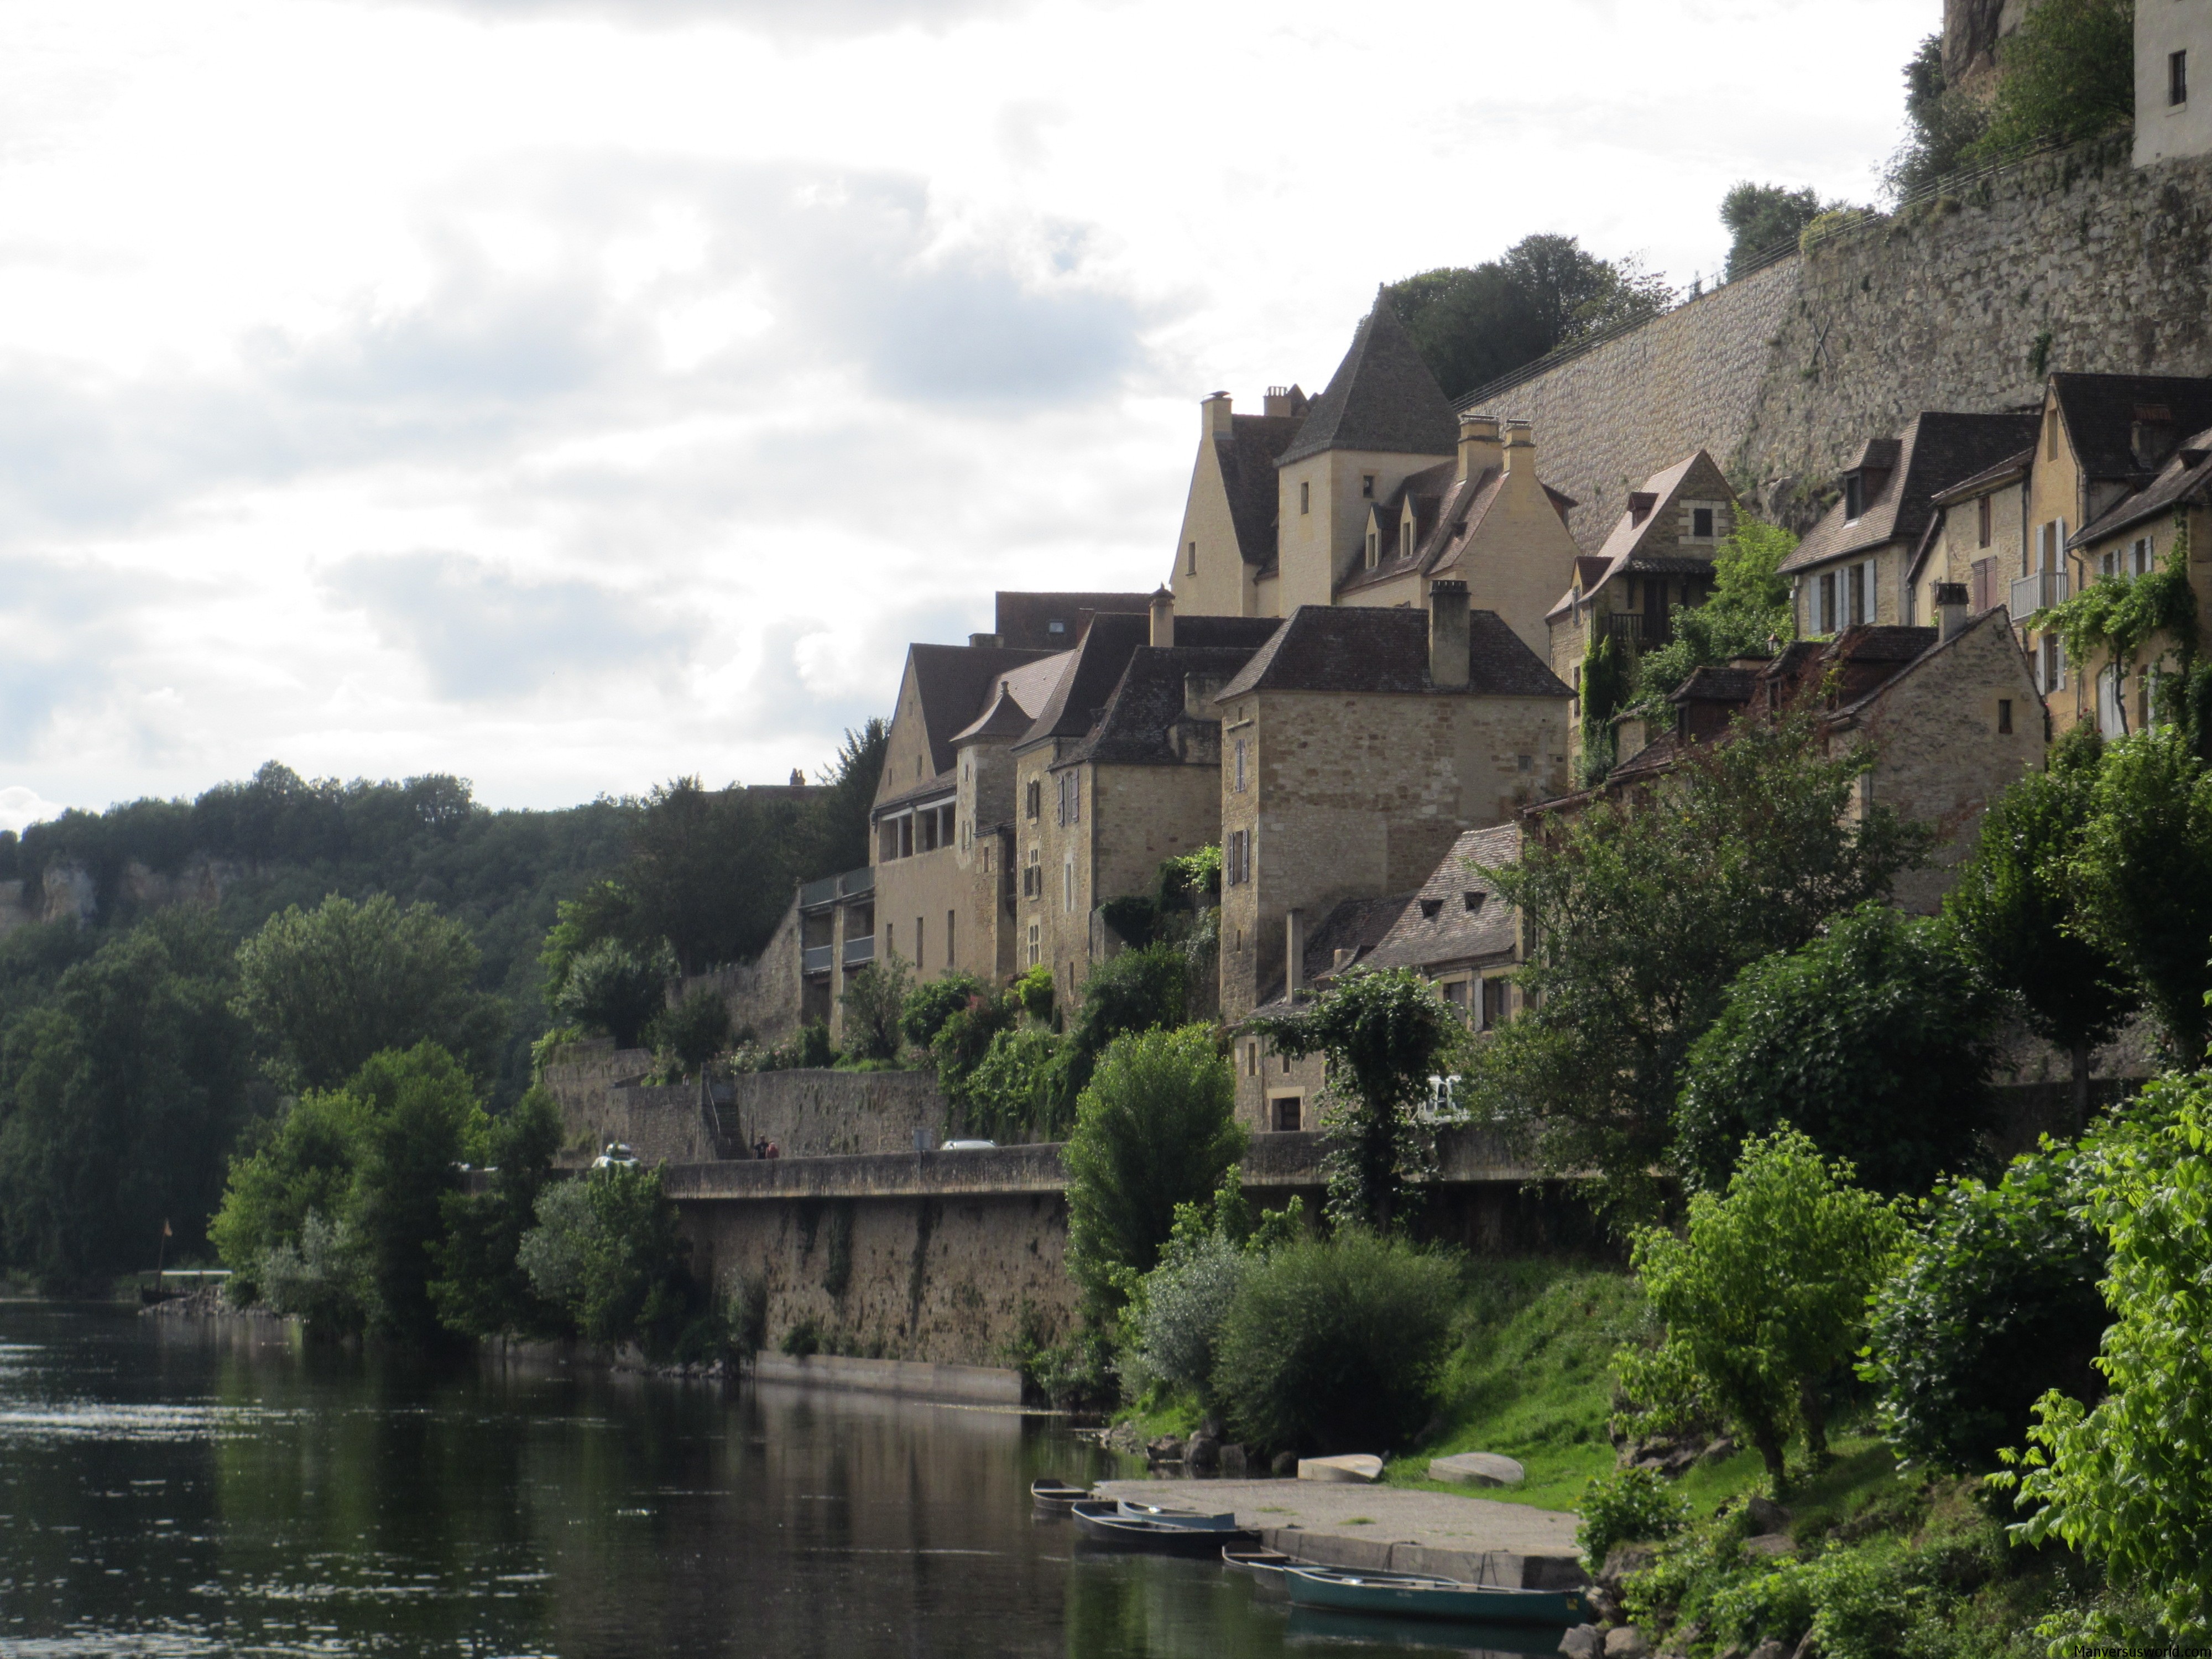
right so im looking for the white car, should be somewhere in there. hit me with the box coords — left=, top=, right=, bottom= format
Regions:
left=591, top=1142, right=640, bottom=1170
left=940, top=1139, right=998, bottom=1151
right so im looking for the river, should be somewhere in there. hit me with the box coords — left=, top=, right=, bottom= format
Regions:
left=0, top=1301, right=1559, bottom=1657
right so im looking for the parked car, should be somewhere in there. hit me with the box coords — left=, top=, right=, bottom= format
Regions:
left=941, top=1139, right=997, bottom=1151
left=592, top=1142, right=640, bottom=1170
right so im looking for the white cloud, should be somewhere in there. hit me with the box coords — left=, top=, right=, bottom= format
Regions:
left=0, top=785, right=68, bottom=835
left=0, top=0, right=1934, bottom=815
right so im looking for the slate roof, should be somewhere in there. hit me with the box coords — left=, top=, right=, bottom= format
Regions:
left=2051, top=374, right=2212, bottom=484
left=2072, top=424, right=2212, bottom=547
left=1245, top=891, right=1422, bottom=1015
left=1213, top=606, right=1573, bottom=702
left=1780, top=413, right=2040, bottom=575
left=1545, top=451, right=1734, bottom=620
left=1277, top=290, right=1459, bottom=467
left=1056, top=645, right=1270, bottom=768
left=1930, top=445, right=2034, bottom=505
left=993, top=591, right=1151, bottom=651
left=1359, top=825, right=1523, bottom=974
left=902, top=643, right=1055, bottom=780
left=1217, top=412, right=1306, bottom=568
left=1332, top=457, right=1580, bottom=601
left=1013, top=613, right=1154, bottom=751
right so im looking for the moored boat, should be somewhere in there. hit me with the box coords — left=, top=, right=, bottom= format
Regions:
left=1282, top=1566, right=1585, bottom=1626
left=1222, top=1546, right=1295, bottom=1579
left=1071, top=1499, right=1257, bottom=1554
left=1030, top=1478, right=1088, bottom=1512
left=1115, top=1497, right=1239, bottom=1530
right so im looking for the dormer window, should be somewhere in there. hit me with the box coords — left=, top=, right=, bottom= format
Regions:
left=1627, top=491, right=1656, bottom=526
left=1400, top=521, right=1412, bottom=560
left=1361, top=474, right=1375, bottom=499
left=1419, top=897, right=1443, bottom=919
left=1843, top=474, right=1864, bottom=520
left=1463, top=891, right=1486, bottom=914
left=1366, top=529, right=1379, bottom=570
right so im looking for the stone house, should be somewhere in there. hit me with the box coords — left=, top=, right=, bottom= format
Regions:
left=1166, top=385, right=1310, bottom=619
left=2067, top=419, right=2212, bottom=737
left=1213, top=582, right=1573, bottom=1025
left=1543, top=449, right=1743, bottom=747
left=1903, top=443, right=2035, bottom=628
left=2138, top=0, right=2212, bottom=168
left=1778, top=411, right=2038, bottom=640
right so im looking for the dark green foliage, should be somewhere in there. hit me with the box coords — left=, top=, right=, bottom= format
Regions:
left=1385, top=234, right=1675, bottom=399
left=1470, top=702, right=1928, bottom=1220
left=1972, top=0, right=2137, bottom=161
left=1865, top=1141, right=2107, bottom=1474
left=0, top=907, right=258, bottom=1287
left=1063, top=1025, right=1245, bottom=1313
left=210, top=1085, right=374, bottom=1301
left=1675, top=904, right=1998, bottom=1197
left=1631, top=520, right=1797, bottom=706
left=811, top=719, right=890, bottom=878
left=517, top=1164, right=705, bottom=1359
left=617, top=776, right=806, bottom=977
left=235, top=893, right=509, bottom=1089
left=1251, top=967, right=1459, bottom=1232
left=949, top=1026, right=1063, bottom=1142
left=1214, top=1230, right=1460, bottom=1453
left=2072, top=728, right=2212, bottom=1057
left=1061, top=943, right=1191, bottom=1104
left=1577, top=1467, right=1690, bottom=1566
left=900, top=972, right=983, bottom=1050
left=1885, top=32, right=1993, bottom=198
left=344, top=1044, right=489, bottom=1343
left=1721, top=182, right=1839, bottom=276
left=1945, top=728, right=2132, bottom=1122
left=1095, top=895, right=1159, bottom=948
left=838, top=954, right=911, bottom=1062
left=1577, top=632, right=1628, bottom=786
left=430, top=1086, right=567, bottom=1340
left=552, top=937, right=675, bottom=1051
left=655, top=987, right=732, bottom=1076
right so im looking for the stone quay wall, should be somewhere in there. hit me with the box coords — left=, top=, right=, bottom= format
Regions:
left=1473, top=138, right=2212, bottom=542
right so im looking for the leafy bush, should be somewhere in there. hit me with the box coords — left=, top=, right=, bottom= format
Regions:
left=1674, top=903, right=1997, bottom=1197
left=1576, top=1467, right=1689, bottom=1567
left=430, top=1086, right=567, bottom=1340
left=1063, top=1025, right=1244, bottom=1314
left=517, top=1164, right=701, bottom=1358
left=1061, top=943, right=1191, bottom=1099
left=554, top=937, right=676, bottom=1051
left=1128, top=1222, right=1249, bottom=1401
left=901, top=972, right=983, bottom=1050
left=655, top=988, right=732, bottom=1076
left=258, top=1212, right=369, bottom=1332
left=1865, top=1140, right=2107, bottom=1474
left=1214, top=1230, right=1459, bottom=1453
left=956, top=1026, right=1064, bottom=1142
left=1720, top=182, right=1838, bottom=277
left=838, top=954, right=911, bottom=1062
left=1621, top=1129, right=1905, bottom=1486
left=1971, top=0, right=2136, bottom=161
left=929, top=990, right=1018, bottom=1110
left=1010, top=964, right=1055, bottom=1025
left=780, top=1316, right=823, bottom=1358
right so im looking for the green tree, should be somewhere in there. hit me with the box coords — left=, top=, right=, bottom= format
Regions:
left=1250, top=967, right=1459, bottom=1232
left=1971, top=0, right=2137, bottom=163
left=1470, top=703, right=1928, bottom=1219
left=2007, top=1069, right=2212, bottom=1640
left=1675, top=902, right=1999, bottom=1197
left=1059, top=942, right=1192, bottom=1111
left=1720, top=182, right=1839, bottom=277
left=342, top=1043, right=489, bottom=1343
left=1062, top=1025, right=1245, bottom=1314
left=538, top=879, right=632, bottom=1007
left=656, top=987, right=732, bottom=1077
left=0, top=908, right=257, bottom=1287
left=236, top=893, right=508, bottom=1089
left=2072, top=728, right=2212, bottom=1058
left=1386, top=234, right=1676, bottom=399
left=1865, top=1139, right=2107, bottom=1475
left=950, top=1025, right=1062, bottom=1142
left=1213, top=1230, right=1460, bottom=1453
left=1945, top=728, right=2133, bottom=1124
left=901, top=971, right=985, bottom=1051
left=838, top=953, right=912, bottom=1062
left=430, top=1086, right=566, bottom=1340
left=807, top=719, right=889, bottom=877
left=1631, top=519, right=1797, bottom=706
left=1884, top=32, right=1994, bottom=198
left=554, top=937, right=675, bottom=1051
left=517, top=1163, right=701, bottom=1358
left=210, top=1085, right=375, bottom=1301
left=1621, top=1129, right=1905, bottom=1488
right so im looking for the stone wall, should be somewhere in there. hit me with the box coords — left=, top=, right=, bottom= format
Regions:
left=1478, top=140, right=2212, bottom=544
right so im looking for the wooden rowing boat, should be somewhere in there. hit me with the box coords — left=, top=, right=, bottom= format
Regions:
left=1070, top=1499, right=1256, bottom=1554
left=1114, top=1497, right=1239, bottom=1530
left=1221, top=1546, right=1295, bottom=1579
left=1282, top=1565, right=1585, bottom=1626
left=1030, top=1478, right=1088, bottom=1512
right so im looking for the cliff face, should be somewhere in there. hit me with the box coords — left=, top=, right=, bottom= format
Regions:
left=1943, top=0, right=2029, bottom=96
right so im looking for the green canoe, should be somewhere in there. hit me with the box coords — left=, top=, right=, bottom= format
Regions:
left=1281, top=1566, right=1585, bottom=1626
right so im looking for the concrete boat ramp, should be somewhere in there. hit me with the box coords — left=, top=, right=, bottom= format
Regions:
left=1092, top=1478, right=1585, bottom=1588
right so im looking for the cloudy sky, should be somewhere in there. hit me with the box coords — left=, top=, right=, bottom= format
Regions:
left=0, top=0, right=1932, bottom=828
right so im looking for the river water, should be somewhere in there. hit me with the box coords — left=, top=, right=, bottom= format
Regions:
left=0, top=1302, right=1561, bottom=1657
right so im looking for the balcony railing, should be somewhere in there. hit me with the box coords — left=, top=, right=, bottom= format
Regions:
left=799, top=876, right=838, bottom=910
left=842, top=934, right=875, bottom=967
left=2011, top=568, right=2069, bottom=622
left=1601, top=611, right=1672, bottom=654
left=801, top=944, right=833, bottom=975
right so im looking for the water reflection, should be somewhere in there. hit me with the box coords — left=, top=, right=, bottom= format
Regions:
left=0, top=1303, right=1551, bottom=1657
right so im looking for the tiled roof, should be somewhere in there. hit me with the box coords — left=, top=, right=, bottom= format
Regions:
left=1013, top=613, right=1153, bottom=750
left=1673, top=665, right=1762, bottom=702
left=1930, top=445, right=2034, bottom=505
left=1559, top=451, right=1738, bottom=614
left=1057, top=645, right=1269, bottom=768
left=1780, top=412, right=2039, bottom=575
left=904, top=643, right=1056, bottom=779
left=1218, top=413, right=1305, bottom=567
left=993, top=591, right=1152, bottom=651
left=2051, top=373, right=2212, bottom=484
left=1245, top=891, right=1422, bottom=1014
left=1214, top=605, right=1572, bottom=702
left=1359, top=825, right=1523, bottom=974
left=2072, top=424, right=2212, bottom=547
left=1277, top=291, right=1459, bottom=467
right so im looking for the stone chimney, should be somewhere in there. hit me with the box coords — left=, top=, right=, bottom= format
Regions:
left=1503, top=420, right=1536, bottom=475
left=1286, top=907, right=1307, bottom=999
left=1934, top=581, right=1971, bottom=641
left=1457, top=413, right=1502, bottom=481
left=1262, top=384, right=1303, bottom=418
left=1149, top=586, right=1176, bottom=648
left=1203, top=391, right=1233, bottom=437
left=1428, top=578, right=1471, bottom=688
left=1183, top=671, right=1227, bottom=721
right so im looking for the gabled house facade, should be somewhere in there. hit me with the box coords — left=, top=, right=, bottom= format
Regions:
left=1167, top=387, right=1308, bottom=619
